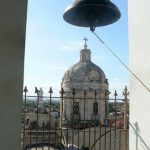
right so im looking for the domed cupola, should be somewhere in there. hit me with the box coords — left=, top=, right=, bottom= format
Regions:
left=61, top=38, right=109, bottom=134
left=62, top=37, right=108, bottom=92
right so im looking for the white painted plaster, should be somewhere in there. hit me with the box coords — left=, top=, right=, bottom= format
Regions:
left=128, top=0, right=150, bottom=149
left=0, top=0, right=27, bottom=149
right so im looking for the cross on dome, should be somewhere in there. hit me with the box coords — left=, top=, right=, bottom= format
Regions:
left=80, top=37, right=91, bottom=62
left=83, top=37, right=88, bottom=49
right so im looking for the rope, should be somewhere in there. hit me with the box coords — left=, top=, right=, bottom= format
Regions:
left=92, top=31, right=150, bottom=93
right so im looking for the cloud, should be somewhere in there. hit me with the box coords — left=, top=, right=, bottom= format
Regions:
left=60, top=41, right=83, bottom=51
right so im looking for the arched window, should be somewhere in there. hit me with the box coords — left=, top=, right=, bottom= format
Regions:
left=93, top=102, right=98, bottom=115
left=73, top=102, right=80, bottom=115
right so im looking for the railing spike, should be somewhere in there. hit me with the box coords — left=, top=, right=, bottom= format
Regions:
left=123, top=86, right=129, bottom=96
left=35, top=87, right=39, bottom=94
left=60, top=88, right=65, bottom=95
left=23, top=86, right=28, bottom=92
left=114, top=90, right=118, bottom=96
left=49, top=87, right=53, bottom=93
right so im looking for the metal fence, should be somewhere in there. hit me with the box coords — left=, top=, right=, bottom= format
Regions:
left=22, top=87, right=129, bottom=150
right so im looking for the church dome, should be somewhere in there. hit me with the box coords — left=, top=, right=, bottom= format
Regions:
left=62, top=39, right=108, bottom=91
left=61, top=38, right=108, bottom=124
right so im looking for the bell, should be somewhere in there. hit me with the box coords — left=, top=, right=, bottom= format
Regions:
left=63, top=0, right=121, bottom=31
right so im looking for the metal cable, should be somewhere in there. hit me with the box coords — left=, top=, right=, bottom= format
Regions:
left=92, top=31, right=150, bottom=93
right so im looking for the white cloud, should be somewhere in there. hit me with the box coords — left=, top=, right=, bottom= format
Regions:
left=60, top=41, right=82, bottom=51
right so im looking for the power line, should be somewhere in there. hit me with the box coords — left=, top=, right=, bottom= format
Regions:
left=92, top=31, right=150, bottom=93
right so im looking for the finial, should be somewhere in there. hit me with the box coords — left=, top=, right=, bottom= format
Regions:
left=48, top=87, right=53, bottom=94
left=83, top=37, right=88, bottom=49
left=60, top=88, right=65, bottom=95
left=23, top=86, right=28, bottom=93
left=114, top=90, right=118, bottom=97
left=123, top=86, right=129, bottom=97
left=35, top=87, right=39, bottom=94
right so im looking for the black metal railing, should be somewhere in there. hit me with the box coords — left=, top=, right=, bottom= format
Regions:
left=22, top=86, right=129, bottom=150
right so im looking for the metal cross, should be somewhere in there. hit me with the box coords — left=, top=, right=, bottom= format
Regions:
left=83, top=37, right=88, bottom=49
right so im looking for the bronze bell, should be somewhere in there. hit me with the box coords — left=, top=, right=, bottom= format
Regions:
left=63, top=0, right=121, bottom=31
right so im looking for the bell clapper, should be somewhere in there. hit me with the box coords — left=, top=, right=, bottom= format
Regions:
left=90, top=25, right=95, bottom=32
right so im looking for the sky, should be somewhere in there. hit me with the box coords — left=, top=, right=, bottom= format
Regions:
left=24, top=0, right=129, bottom=98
